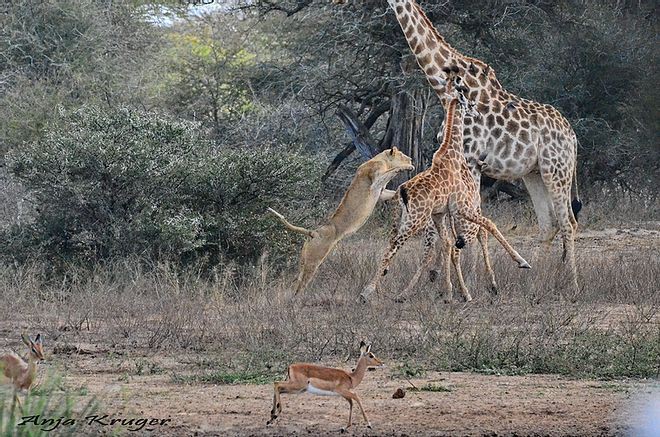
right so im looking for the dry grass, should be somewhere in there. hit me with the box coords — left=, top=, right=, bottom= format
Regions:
left=0, top=225, right=657, bottom=383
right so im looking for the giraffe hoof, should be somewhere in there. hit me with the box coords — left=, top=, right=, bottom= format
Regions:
left=518, top=260, right=531, bottom=269
left=429, top=269, right=439, bottom=282
left=340, top=427, right=347, bottom=433
left=489, top=285, right=499, bottom=295
left=455, top=235, right=466, bottom=249
left=367, top=423, right=372, bottom=429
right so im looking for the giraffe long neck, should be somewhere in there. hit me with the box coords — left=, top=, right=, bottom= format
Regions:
left=432, top=98, right=460, bottom=166
left=388, top=0, right=501, bottom=106
left=388, top=0, right=457, bottom=92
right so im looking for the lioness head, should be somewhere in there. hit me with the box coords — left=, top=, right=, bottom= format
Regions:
left=375, top=147, right=414, bottom=173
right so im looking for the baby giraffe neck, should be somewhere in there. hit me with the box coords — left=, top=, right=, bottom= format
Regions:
left=432, top=98, right=458, bottom=165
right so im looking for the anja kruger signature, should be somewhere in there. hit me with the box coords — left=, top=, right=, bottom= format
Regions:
left=18, top=415, right=172, bottom=432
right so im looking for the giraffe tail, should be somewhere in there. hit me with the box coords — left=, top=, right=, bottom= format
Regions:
left=399, top=186, right=409, bottom=212
left=267, top=208, right=317, bottom=239
left=570, top=164, right=582, bottom=221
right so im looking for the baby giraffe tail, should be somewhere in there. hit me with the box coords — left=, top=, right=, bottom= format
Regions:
left=267, top=208, right=317, bottom=239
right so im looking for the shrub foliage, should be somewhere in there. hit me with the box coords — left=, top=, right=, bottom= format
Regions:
left=5, top=106, right=322, bottom=267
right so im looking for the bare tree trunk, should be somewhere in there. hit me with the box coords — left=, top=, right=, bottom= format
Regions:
left=380, top=89, right=427, bottom=186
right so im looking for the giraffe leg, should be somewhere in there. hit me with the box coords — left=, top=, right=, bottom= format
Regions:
left=452, top=201, right=531, bottom=269
left=450, top=246, right=472, bottom=302
left=428, top=215, right=447, bottom=283
left=477, top=227, right=498, bottom=295
left=398, top=219, right=438, bottom=301
left=361, top=196, right=433, bottom=302
left=431, top=214, right=454, bottom=302
left=522, top=173, right=559, bottom=248
left=549, top=181, right=579, bottom=294
left=360, top=218, right=418, bottom=302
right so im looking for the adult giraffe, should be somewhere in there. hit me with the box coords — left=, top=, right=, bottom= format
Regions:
left=338, top=0, right=582, bottom=291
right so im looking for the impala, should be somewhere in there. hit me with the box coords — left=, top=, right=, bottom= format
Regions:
left=1, top=333, right=44, bottom=410
left=267, top=341, right=383, bottom=431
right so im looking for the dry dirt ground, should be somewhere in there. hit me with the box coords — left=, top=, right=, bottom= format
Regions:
left=59, top=354, right=658, bottom=437
left=2, top=225, right=659, bottom=436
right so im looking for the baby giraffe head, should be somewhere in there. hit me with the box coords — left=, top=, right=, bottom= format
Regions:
left=442, top=66, right=480, bottom=118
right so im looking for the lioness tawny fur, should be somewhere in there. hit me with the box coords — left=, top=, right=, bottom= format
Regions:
left=269, top=147, right=414, bottom=294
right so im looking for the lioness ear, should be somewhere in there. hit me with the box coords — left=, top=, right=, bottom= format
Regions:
left=21, top=332, right=31, bottom=346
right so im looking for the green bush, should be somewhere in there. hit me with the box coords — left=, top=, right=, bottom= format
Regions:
left=4, top=106, right=323, bottom=267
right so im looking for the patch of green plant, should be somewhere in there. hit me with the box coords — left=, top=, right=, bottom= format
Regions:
left=0, top=372, right=99, bottom=436
left=391, top=361, right=426, bottom=379
left=430, top=324, right=660, bottom=379
left=411, top=384, right=452, bottom=393
left=133, top=359, right=162, bottom=376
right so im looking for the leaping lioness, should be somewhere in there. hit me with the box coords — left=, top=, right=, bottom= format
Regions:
left=268, top=147, right=414, bottom=294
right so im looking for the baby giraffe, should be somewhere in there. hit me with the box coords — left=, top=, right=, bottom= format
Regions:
left=360, top=67, right=530, bottom=303
left=400, top=156, right=497, bottom=303
left=267, top=341, right=383, bottom=431
left=1, top=333, right=44, bottom=409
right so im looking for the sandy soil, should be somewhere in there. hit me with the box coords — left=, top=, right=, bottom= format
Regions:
left=40, top=350, right=658, bottom=436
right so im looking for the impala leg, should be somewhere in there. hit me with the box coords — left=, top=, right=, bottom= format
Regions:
left=267, top=380, right=306, bottom=425
left=338, top=389, right=371, bottom=429
left=341, top=397, right=353, bottom=432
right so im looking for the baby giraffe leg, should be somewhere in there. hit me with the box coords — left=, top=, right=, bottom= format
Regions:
left=454, top=204, right=530, bottom=269
left=360, top=210, right=427, bottom=302
left=450, top=247, right=472, bottom=302
left=477, top=228, right=498, bottom=295
left=399, top=220, right=438, bottom=301
left=430, top=214, right=454, bottom=302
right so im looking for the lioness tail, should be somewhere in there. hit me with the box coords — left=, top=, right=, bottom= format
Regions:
left=267, top=208, right=317, bottom=238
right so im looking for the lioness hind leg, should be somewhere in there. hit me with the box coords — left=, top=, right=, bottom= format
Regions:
left=293, top=236, right=337, bottom=295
